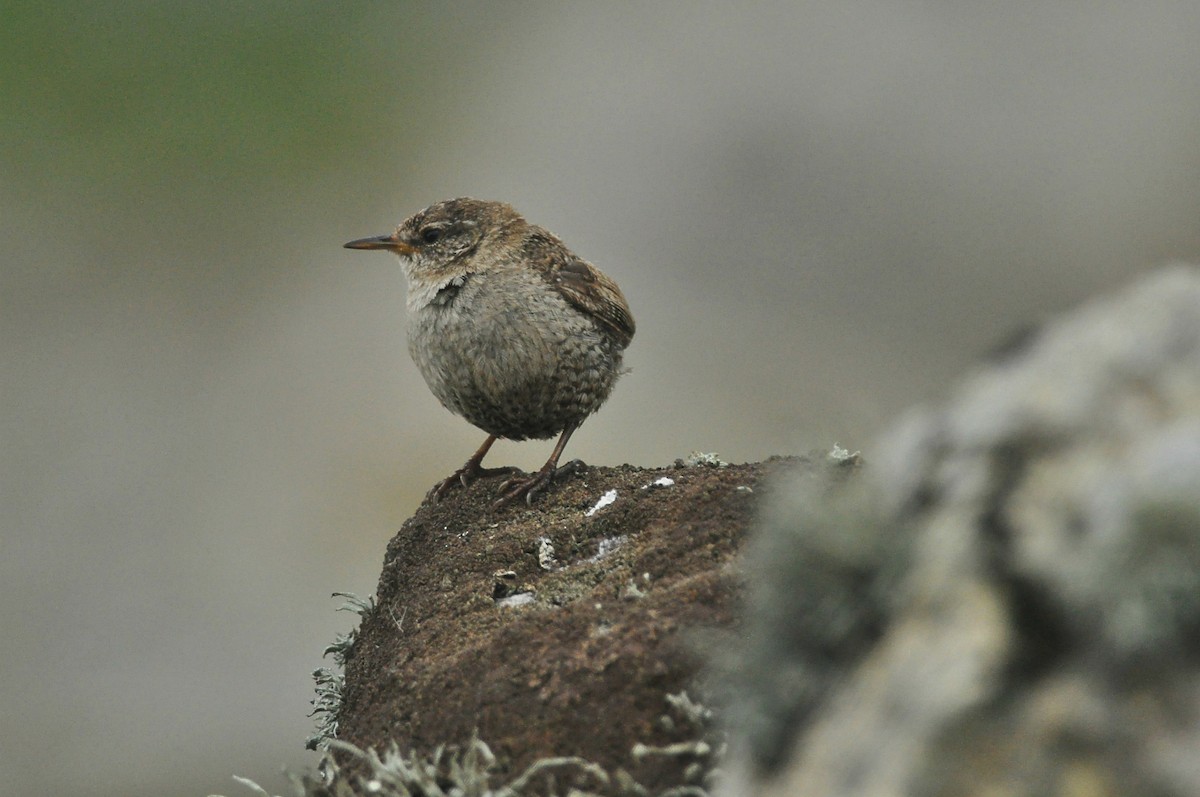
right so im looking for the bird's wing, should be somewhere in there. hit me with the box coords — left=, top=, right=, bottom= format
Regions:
left=523, top=230, right=636, bottom=348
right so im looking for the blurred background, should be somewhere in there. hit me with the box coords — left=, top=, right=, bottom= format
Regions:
left=3, top=2, right=1200, bottom=795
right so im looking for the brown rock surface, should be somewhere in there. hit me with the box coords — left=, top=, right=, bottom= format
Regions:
left=333, top=455, right=812, bottom=791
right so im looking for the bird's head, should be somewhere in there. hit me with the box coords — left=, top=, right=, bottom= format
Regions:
left=344, top=198, right=523, bottom=280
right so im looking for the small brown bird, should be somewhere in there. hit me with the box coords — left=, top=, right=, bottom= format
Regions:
left=345, top=198, right=635, bottom=506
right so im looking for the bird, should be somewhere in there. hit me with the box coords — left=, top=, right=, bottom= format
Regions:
left=344, top=198, right=635, bottom=507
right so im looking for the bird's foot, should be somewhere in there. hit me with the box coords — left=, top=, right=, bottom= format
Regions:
left=428, top=462, right=519, bottom=504
left=493, top=459, right=586, bottom=508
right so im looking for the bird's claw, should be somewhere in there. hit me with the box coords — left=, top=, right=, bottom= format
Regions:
left=427, top=463, right=518, bottom=504
left=492, top=459, right=586, bottom=508
left=492, top=470, right=550, bottom=508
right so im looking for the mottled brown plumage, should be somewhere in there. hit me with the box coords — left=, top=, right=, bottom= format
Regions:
left=345, top=198, right=634, bottom=506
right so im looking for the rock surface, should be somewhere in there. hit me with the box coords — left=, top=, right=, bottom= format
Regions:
left=332, top=455, right=811, bottom=793
left=722, top=265, right=1200, bottom=797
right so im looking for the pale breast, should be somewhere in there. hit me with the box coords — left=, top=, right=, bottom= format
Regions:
left=406, top=268, right=625, bottom=440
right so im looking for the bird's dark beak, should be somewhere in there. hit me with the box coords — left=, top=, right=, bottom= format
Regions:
left=343, top=234, right=416, bottom=256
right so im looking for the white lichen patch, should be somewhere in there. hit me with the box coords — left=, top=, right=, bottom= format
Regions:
left=585, top=489, right=618, bottom=516
left=537, top=536, right=557, bottom=570
left=682, top=451, right=728, bottom=467
left=305, top=592, right=376, bottom=751
left=495, top=592, right=536, bottom=609
left=643, top=476, right=676, bottom=489
left=827, top=442, right=862, bottom=465
left=223, top=691, right=720, bottom=797
left=586, top=535, right=628, bottom=563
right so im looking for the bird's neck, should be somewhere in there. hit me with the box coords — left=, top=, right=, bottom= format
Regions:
left=406, top=270, right=472, bottom=313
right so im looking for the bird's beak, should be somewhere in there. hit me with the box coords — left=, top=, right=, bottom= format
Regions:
left=343, top=234, right=416, bottom=256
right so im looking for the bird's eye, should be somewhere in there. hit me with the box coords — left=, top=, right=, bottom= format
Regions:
left=420, top=226, right=443, bottom=245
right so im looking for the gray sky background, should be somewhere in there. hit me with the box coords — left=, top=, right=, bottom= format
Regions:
left=4, top=3, right=1200, bottom=795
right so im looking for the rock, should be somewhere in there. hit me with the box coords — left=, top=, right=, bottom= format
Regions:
left=722, top=266, right=1200, bottom=797
left=330, top=456, right=806, bottom=794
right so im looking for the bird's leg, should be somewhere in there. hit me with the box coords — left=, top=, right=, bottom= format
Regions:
left=429, top=435, right=519, bottom=502
left=494, top=423, right=582, bottom=508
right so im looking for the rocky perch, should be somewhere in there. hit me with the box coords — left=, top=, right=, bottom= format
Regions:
left=259, top=265, right=1200, bottom=797
left=316, top=453, right=826, bottom=796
